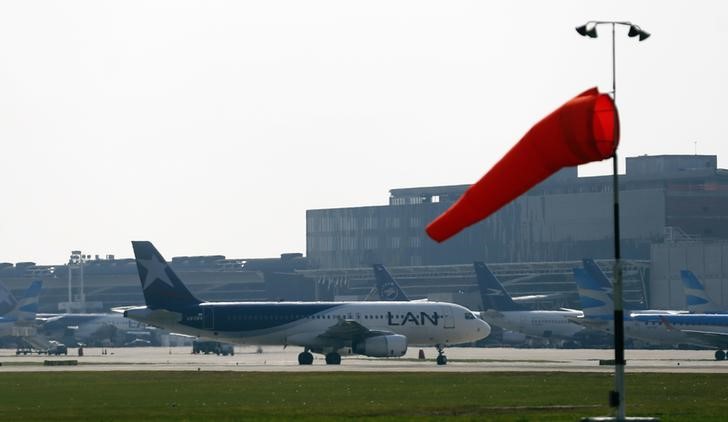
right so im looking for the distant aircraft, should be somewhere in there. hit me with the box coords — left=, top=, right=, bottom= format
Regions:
left=474, top=261, right=585, bottom=342
left=0, top=280, right=42, bottom=338
left=572, top=260, right=694, bottom=349
left=630, top=312, right=728, bottom=360
left=122, top=241, right=490, bottom=365
left=680, top=270, right=725, bottom=314
left=38, top=313, right=151, bottom=346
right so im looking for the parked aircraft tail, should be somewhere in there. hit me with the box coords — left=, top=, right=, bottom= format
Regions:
left=474, top=261, right=527, bottom=311
left=371, top=264, right=410, bottom=301
left=0, top=281, right=18, bottom=316
left=131, top=241, right=202, bottom=311
left=573, top=264, right=613, bottom=317
left=5, top=280, right=42, bottom=322
left=680, top=270, right=724, bottom=313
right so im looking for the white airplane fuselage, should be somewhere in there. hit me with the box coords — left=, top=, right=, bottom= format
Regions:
left=126, top=301, right=489, bottom=350
left=479, top=309, right=585, bottom=340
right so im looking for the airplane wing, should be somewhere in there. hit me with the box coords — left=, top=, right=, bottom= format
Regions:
left=36, top=314, right=66, bottom=323
left=568, top=316, right=611, bottom=330
left=111, top=306, right=139, bottom=314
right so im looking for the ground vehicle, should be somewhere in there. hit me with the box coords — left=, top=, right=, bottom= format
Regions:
left=46, top=340, right=68, bottom=355
left=16, top=340, right=68, bottom=356
left=124, top=338, right=152, bottom=347
left=192, top=340, right=234, bottom=356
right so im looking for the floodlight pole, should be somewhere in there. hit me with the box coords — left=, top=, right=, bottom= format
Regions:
left=576, top=20, right=649, bottom=421
left=610, top=21, right=627, bottom=422
left=611, top=24, right=627, bottom=422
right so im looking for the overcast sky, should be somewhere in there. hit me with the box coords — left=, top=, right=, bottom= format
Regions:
left=1, top=1, right=726, bottom=264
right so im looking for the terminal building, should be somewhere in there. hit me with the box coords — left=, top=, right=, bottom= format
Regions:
left=1, top=154, right=727, bottom=317
left=306, top=155, right=727, bottom=268
left=304, top=154, right=728, bottom=310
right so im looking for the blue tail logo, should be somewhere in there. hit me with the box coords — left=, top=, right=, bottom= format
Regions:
left=372, top=264, right=410, bottom=301
left=680, top=270, right=723, bottom=313
left=473, top=261, right=527, bottom=311
left=0, top=282, right=18, bottom=316
left=573, top=260, right=613, bottom=317
left=132, top=241, right=201, bottom=311
left=5, top=280, right=42, bottom=322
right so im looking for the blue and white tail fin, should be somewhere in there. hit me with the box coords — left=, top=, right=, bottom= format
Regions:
left=474, top=261, right=527, bottom=311
left=372, top=264, right=410, bottom=301
left=0, top=281, right=19, bottom=316
left=132, top=241, right=201, bottom=311
left=573, top=260, right=613, bottom=318
left=5, top=280, right=42, bottom=322
left=680, top=270, right=723, bottom=313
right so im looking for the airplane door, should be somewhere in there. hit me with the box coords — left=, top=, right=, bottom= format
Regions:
left=440, top=306, right=455, bottom=329
left=203, top=308, right=214, bottom=330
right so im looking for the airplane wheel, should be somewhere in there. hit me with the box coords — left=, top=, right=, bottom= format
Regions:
left=715, top=350, right=726, bottom=361
left=298, top=351, right=314, bottom=365
left=436, top=355, right=447, bottom=365
left=325, top=352, right=341, bottom=365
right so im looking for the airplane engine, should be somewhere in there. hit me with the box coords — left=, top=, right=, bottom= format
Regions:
left=353, top=334, right=407, bottom=357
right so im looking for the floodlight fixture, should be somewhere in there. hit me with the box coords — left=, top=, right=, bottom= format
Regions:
left=628, top=24, right=651, bottom=41
left=575, top=24, right=598, bottom=38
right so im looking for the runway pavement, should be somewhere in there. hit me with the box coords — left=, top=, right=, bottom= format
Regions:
left=2, top=346, right=727, bottom=373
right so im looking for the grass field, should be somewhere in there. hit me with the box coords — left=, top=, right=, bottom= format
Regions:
left=0, top=371, right=726, bottom=421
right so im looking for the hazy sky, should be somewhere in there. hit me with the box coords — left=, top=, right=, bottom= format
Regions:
left=1, top=1, right=726, bottom=264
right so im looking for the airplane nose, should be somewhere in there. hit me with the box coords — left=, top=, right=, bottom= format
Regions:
left=478, top=319, right=491, bottom=339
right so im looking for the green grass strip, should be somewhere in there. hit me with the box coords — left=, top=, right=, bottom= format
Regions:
left=0, top=371, right=724, bottom=421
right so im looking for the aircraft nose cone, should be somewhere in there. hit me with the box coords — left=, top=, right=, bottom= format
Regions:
left=478, top=319, right=491, bottom=339
left=481, top=320, right=490, bottom=338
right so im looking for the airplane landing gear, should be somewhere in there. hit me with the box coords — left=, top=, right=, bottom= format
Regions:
left=298, top=350, right=314, bottom=365
left=325, top=352, right=341, bottom=365
left=715, top=350, right=726, bottom=361
left=436, top=345, right=447, bottom=365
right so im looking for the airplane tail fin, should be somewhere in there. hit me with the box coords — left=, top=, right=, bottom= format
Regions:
left=473, top=261, right=527, bottom=311
left=680, top=270, right=723, bottom=313
left=131, top=241, right=201, bottom=311
left=573, top=263, right=613, bottom=318
left=0, top=281, right=19, bottom=316
left=5, top=280, right=42, bottom=322
left=372, top=264, right=410, bottom=301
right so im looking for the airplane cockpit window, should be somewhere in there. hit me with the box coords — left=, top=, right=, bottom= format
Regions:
left=464, top=312, right=476, bottom=320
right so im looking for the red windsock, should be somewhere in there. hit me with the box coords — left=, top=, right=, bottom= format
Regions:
left=426, top=88, right=619, bottom=243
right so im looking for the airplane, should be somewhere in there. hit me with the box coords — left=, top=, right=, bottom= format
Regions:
left=572, top=260, right=694, bottom=348
left=38, top=312, right=151, bottom=346
left=122, top=241, right=490, bottom=365
left=680, top=270, right=725, bottom=314
left=474, top=261, right=585, bottom=343
left=630, top=312, right=728, bottom=360
left=0, top=280, right=42, bottom=338
left=620, top=269, right=728, bottom=361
